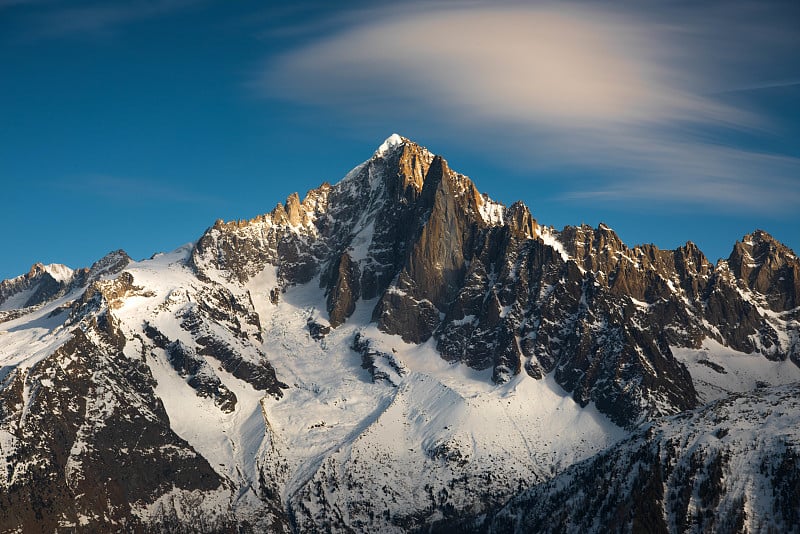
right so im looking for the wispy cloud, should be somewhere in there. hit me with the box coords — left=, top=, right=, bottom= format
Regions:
left=52, top=174, right=222, bottom=206
left=263, top=5, right=723, bottom=126
left=257, top=0, right=800, bottom=213
left=12, top=0, right=200, bottom=39
left=712, top=79, right=800, bottom=95
left=561, top=143, right=800, bottom=210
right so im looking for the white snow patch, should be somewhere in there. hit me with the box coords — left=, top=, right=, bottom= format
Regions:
left=347, top=220, right=375, bottom=263
left=538, top=226, right=571, bottom=262
left=0, top=287, right=37, bottom=311
left=43, top=264, right=74, bottom=283
left=130, top=486, right=230, bottom=524
left=246, top=265, right=280, bottom=319
left=0, top=291, right=77, bottom=371
left=673, top=338, right=800, bottom=402
left=478, top=195, right=505, bottom=226
left=374, top=133, right=404, bottom=157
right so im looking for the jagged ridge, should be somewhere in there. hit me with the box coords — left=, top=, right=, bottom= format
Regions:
left=189, top=134, right=800, bottom=427
left=0, top=134, right=798, bottom=532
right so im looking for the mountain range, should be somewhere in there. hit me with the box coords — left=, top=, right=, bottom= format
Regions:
left=1, top=135, right=798, bottom=532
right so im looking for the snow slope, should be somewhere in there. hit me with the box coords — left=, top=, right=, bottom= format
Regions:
left=1, top=134, right=799, bottom=532
left=477, top=383, right=800, bottom=534
left=674, top=338, right=800, bottom=403
left=107, top=247, right=625, bottom=529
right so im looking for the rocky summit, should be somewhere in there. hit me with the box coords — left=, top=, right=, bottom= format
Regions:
left=1, top=135, right=798, bottom=532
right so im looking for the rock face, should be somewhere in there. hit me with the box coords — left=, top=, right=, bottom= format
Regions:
left=0, top=274, right=239, bottom=531
left=0, top=252, right=291, bottom=532
left=187, top=135, right=799, bottom=428
left=0, top=134, right=798, bottom=532
left=0, top=326, right=226, bottom=532
left=0, top=250, right=131, bottom=317
left=727, top=230, right=800, bottom=312
left=0, top=263, right=68, bottom=311
left=326, top=252, right=359, bottom=328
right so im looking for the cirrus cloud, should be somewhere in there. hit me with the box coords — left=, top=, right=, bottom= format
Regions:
left=264, top=5, right=739, bottom=128
left=257, top=1, right=800, bottom=213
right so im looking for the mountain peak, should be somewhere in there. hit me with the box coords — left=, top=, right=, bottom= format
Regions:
left=726, top=229, right=799, bottom=312
left=41, top=263, right=74, bottom=283
left=4, top=134, right=800, bottom=533
left=733, top=229, right=796, bottom=263
left=744, top=228, right=777, bottom=245
left=374, top=133, right=407, bottom=157
left=4, top=262, right=72, bottom=285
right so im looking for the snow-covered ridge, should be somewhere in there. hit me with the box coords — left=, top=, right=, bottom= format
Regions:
left=374, top=133, right=405, bottom=157
left=477, top=193, right=505, bottom=226
left=479, top=382, right=800, bottom=534
left=0, top=262, right=70, bottom=288
left=42, top=263, right=74, bottom=283
left=4, top=262, right=74, bottom=284
left=537, top=225, right=570, bottom=262
left=2, top=134, right=799, bottom=532
left=0, top=262, right=74, bottom=313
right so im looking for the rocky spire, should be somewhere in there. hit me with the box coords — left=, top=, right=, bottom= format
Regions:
left=727, top=229, right=800, bottom=312
left=186, top=134, right=800, bottom=426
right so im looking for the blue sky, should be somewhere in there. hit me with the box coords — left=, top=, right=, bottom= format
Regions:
left=1, top=0, right=798, bottom=280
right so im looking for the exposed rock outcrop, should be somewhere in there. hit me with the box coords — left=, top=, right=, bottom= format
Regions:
left=184, top=135, right=799, bottom=427
left=2, top=134, right=798, bottom=532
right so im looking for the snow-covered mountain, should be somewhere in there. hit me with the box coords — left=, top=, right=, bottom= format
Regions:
left=457, top=383, right=800, bottom=534
left=0, top=135, right=798, bottom=532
